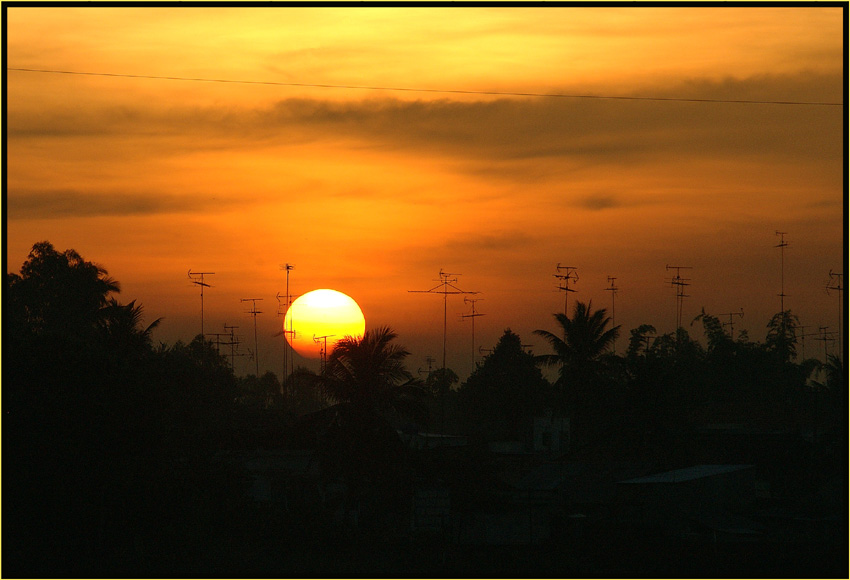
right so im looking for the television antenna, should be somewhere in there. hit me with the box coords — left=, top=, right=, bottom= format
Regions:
left=720, top=308, right=744, bottom=340
left=279, top=263, right=296, bottom=381
left=223, top=323, right=243, bottom=370
left=799, top=326, right=821, bottom=361
left=461, top=296, right=485, bottom=369
left=639, top=330, right=657, bottom=358
left=775, top=231, right=790, bottom=314
left=188, top=270, right=214, bottom=336
left=313, top=334, right=335, bottom=373
left=241, top=298, right=263, bottom=376
left=479, top=346, right=493, bottom=356
left=409, top=269, right=478, bottom=373
left=814, top=326, right=837, bottom=363
left=826, top=270, right=843, bottom=360
left=417, top=355, right=436, bottom=378
left=205, top=332, right=228, bottom=355
left=666, top=265, right=692, bottom=334
left=605, top=276, right=618, bottom=353
left=554, top=264, right=579, bottom=317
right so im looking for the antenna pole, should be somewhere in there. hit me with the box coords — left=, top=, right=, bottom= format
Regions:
left=666, top=265, right=692, bottom=335
left=205, top=332, right=228, bottom=355
left=462, top=296, right=485, bottom=369
left=605, top=276, right=618, bottom=354
left=313, top=334, right=335, bottom=373
left=224, top=323, right=240, bottom=370
left=815, top=326, right=836, bottom=363
left=409, top=269, right=478, bottom=373
left=279, top=264, right=295, bottom=382
left=410, top=269, right=478, bottom=438
left=826, top=270, right=843, bottom=361
left=554, top=264, right=579, bottom=318
left=241, top=298, right=263, bottom=376
left=775, top=231, right=789, bottom=314
left=719, top=308, right=745, bottom=340
left=188, top=270, right=215, bottom=336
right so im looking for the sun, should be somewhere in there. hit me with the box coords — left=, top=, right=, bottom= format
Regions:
left=283, top=289, right=366, bottom=359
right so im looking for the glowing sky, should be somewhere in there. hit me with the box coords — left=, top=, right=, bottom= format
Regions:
left=5, top=6, right=845, bottom=378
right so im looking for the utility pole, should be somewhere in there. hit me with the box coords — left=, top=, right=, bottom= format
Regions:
left=188, top=270, right=214, bottom=336
left=720, top=308, right=744, bottom=340
left=554, top=264, right=579, bottom=318
left=666, top=265, right=692, bottom=335
left=241, top=298, right=263, bottom=376
left=461, top=296, right=485, bottom=370
left=605, top=276, right=618, bottom=354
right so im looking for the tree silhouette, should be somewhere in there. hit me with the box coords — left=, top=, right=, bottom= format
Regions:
left=535, top=301, right=620, bottom=409
left=7, top=241, right=120, bottom=339
left=765, top=309, right=800, bottom=363
left=457, top=329, right=549, bottom=442
left=424, top=366, right=459, bottom=397
left=99, top=298, right=162, bottom=357
left=320, top=325, right=428, bottom=426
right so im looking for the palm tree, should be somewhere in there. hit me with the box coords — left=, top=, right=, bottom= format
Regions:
left=294, top=327, right=426, bottom=492
left=321, top=325, right=427, bottom=426
left=535, top=301, right=620, bottom=446
left=99, top=298, right=162, bottom=355
left=535, top=300, right=620, bottom=384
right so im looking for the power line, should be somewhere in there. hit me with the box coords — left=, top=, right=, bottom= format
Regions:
left=7, top=67, right=843, bottom=106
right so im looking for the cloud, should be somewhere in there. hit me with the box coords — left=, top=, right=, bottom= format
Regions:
left=8, top=71, right=842, bottom=179
left=7, top=189, right=251, bottom=220
left=578, top=194, right=621, bottom=211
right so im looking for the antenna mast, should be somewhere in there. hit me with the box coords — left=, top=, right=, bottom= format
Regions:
left=313, top=334, right=335, bottom=373
left=278, top=263, right=295, bottom=381
left=815, top=326, right=836, bottom=363
left=719, top=308, right=745, bottom=340
left=223, top=323, right=242, bottom=370
left=241, top=298, right=263, bottom=376
left=826, top=270, right=843, bottom=361
left=666, top=265, right=692, bottom=334
left=775, top=231, right=789, bottom=314
left=554, top=264, right=579, bottom=317
left=409, top=269, right=478, bottom=373
left=188, top=270, right=214, bottom=336
left=205, top=332, right=227, bottom=355
left=418, top=355, right=436, bottom=380
left=605, top=276, right=618, bottom=354
left=461, top=296, right=485, bottom=369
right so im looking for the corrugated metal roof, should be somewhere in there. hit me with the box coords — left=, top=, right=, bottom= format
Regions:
left=618, top=464, right=754, bottom=484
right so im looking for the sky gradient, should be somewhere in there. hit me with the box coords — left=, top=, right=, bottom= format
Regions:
left=5, top=6, right=845, bottom=378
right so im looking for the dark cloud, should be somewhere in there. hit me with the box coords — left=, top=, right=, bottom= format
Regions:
left=8, top=71, right=842, bottom=169
left=7, top=189, right=248, bottom=220
left=578, top=194, right=620, bottom=211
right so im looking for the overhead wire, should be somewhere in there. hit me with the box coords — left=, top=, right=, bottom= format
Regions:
left=6, top=67, right=844, bottom=107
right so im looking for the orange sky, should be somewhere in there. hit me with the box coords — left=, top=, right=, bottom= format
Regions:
left=5, top=6, right=845, bottom=378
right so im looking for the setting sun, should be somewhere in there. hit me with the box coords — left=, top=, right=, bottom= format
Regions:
left=284, top=289, right=366, bottom=359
